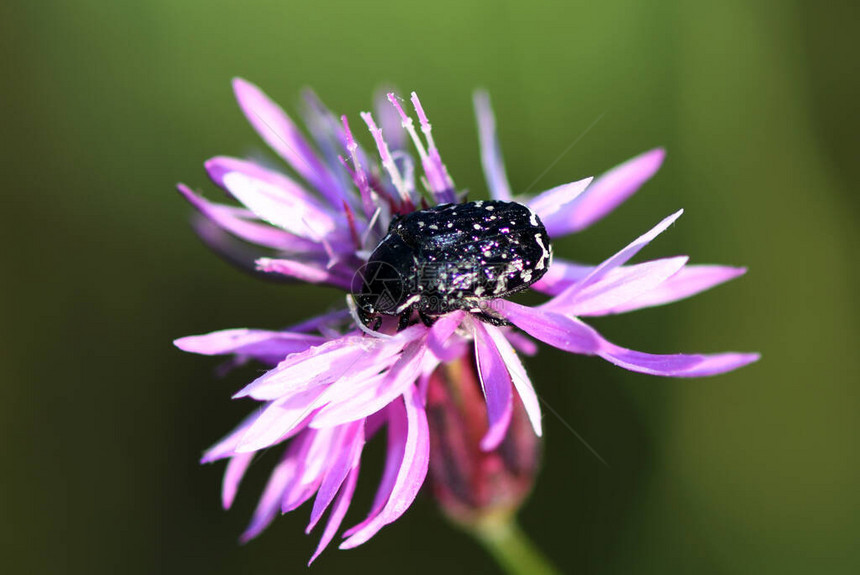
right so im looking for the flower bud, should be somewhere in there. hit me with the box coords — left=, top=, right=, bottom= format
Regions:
left=426, top=351, right=541, bottom=528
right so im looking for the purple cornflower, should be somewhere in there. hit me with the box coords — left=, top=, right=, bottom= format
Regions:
left=175, top=79, right=758, bottom=562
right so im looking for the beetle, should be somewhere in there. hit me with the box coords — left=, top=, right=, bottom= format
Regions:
left=352, top=200, right=552, bottom=331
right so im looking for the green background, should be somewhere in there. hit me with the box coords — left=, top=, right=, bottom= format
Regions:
left=2, top=1, right=858, bottom=573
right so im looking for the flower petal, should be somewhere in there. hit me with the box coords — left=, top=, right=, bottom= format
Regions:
left=307, top=421, right=364, bottom=532
left=545, top=256, right=689, bottom=316
left=174, top=328, right=326, bottom=359
left=220, top=171, right=338, bottom=241
left=426, top=311, right=466, bottom=361
left=479, top=321, right=543, bottom=438
left=504, top=329, right=539, bottom=357
left=178, top=183, right=316, bottom=251
left=340, top=387, right=429, bottom=548
left=527, top=177, right=594, bottom=238
left=500, top=301, right=759, bottom=378
left=473, top=321, right=514, bottom=451
left=602, top=265, right=748, bottom=315
left=232, top=78, right=342, bottom=205
left=343, top=402, right=406, bottom=539
left=278, top=429, right=334, bottom=513
left=201, top=410, right=260, bottom=463
left=570, top=209, right=683, bottom=293
left=222, top=452, right=254, bottom=510
left=496, top=300, right=602, bottom=356
left=309, top=342, right=430, bottom=428
left=255, top=257, right=353, bottom=290
left=235, top=388, right=325, bottom=453
left=598, top=342, right=761, bottom=377
left=240, top=446, right=301, bottom=542
left=235, top=337, right=383, bottom=400
left=530, top=257, right=594, bottom=296
left=545, top=148, right=665, bottom=236
left=474, top=91, right=513, bottom=201
left=189, top=215, right=300, bottom=282
left=308, top=464, right=360, bottom=565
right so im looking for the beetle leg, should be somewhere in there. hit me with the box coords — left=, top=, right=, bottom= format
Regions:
left=472, top=309, right=512, bottom=327
left=418, top=311, right=436, bottom=327
left=397, top=311, right=412, bottom=332
left=370, top=316, right=383, bottom=331
left=356, top=303, right=372, bottom=327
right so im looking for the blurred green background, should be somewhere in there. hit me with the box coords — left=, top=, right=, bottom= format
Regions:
left=2, top=0, right=858, bottom=573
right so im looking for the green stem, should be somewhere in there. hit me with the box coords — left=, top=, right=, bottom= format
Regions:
left=471, top=519, right=562, bottom=575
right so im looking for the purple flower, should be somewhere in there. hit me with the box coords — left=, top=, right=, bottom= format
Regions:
left=175, top=79, right=758, bottom=562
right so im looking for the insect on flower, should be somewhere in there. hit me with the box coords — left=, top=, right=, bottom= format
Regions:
left=352, top=199, right=552, bottom=331
left=175, top=79, right=759, bottom=563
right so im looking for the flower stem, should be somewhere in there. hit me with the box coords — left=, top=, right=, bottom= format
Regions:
left=471, top=519, right=561, bottom=575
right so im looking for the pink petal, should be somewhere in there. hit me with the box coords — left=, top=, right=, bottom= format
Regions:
left=189, top=214, right=286, bottom=280
left=255, top=257, right=353, bottom=290
left=602, top=265, right=747, bottom=315
left=504, top=329, right=539, bottom=357
left=343, top=402, right=407, bottom=539
left=232, top=78, right=342, bottom=205
left=308, top=464, right=360, bottom=565
left=545, top=256, right=689, bottom=316
left=501, top=301, right=760, bottom=378
left=304, top=371, right=389, bottom=428
left=234, top=335, right=398, bottom=401
left=473, top=91, right=513, bottom=201
left=201, top=410, right=260, bottom=463
left=281, top=429, right=330, bottom=513
left=281, top=427, right=337, bottom=513
left=222, top=452, right=254, bottom=509
left=473, top=321, right=514, bottom=451
left=300, top=90, right=366, bottom=208
left=235, top=388, right=326, bottom=453
left=544, top=148, right=665, bottom=236
left=497, top=300, right=602, bottom=356
left=177, top=184, right=315, bottom=251
left=174, top=328, right=326, bottom=358
left=219, top=170, right=339, bottom=241
left=571, top=210, right=683, bottom=293
left=309, top=343, right=429, bottom=428
left=598, top=342, right=761, bottom=377
left=530, top=257, right=595, bottom=296
left=340, top=388, right=429, bottom=548
left=527, top=177, right=593, bottom=237
left=307, top=422, right=364, bottom=532
left=240, top=448, right=299, bottom=542
left=479, top=322, right=543, bottom=437
left=426, top=311, right=466, bottom=361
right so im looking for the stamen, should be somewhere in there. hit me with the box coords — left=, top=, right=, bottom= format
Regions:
left=388, top=92, right=453, bottom=201
left=387, top=93, right=430, bottom=162
left=319, top=236, right=337, bottom=268
left=342, top=200, right=362, bottom=250
left=411, top=92, right=456, bottom=198
left=341, top=115, right=376, bottom=218
left=361, top=205, right=382, bottom=251
left=361, top=111, right=411, bottom=205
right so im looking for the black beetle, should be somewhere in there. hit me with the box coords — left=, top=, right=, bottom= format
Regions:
left=352, top=200, right=552, bottom=330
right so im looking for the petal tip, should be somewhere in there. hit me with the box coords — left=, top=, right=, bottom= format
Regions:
left=231, top=76, right=253, bottom=95
left=176, top=182, right=195, bottom=199
left=646, top=147, right=667, bottom=164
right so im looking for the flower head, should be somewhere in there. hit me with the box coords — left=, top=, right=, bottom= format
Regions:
left=176, top=78, right=758, bottom=562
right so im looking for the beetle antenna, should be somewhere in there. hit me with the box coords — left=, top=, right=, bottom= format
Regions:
left=346, top=295, right=395, bottom=339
